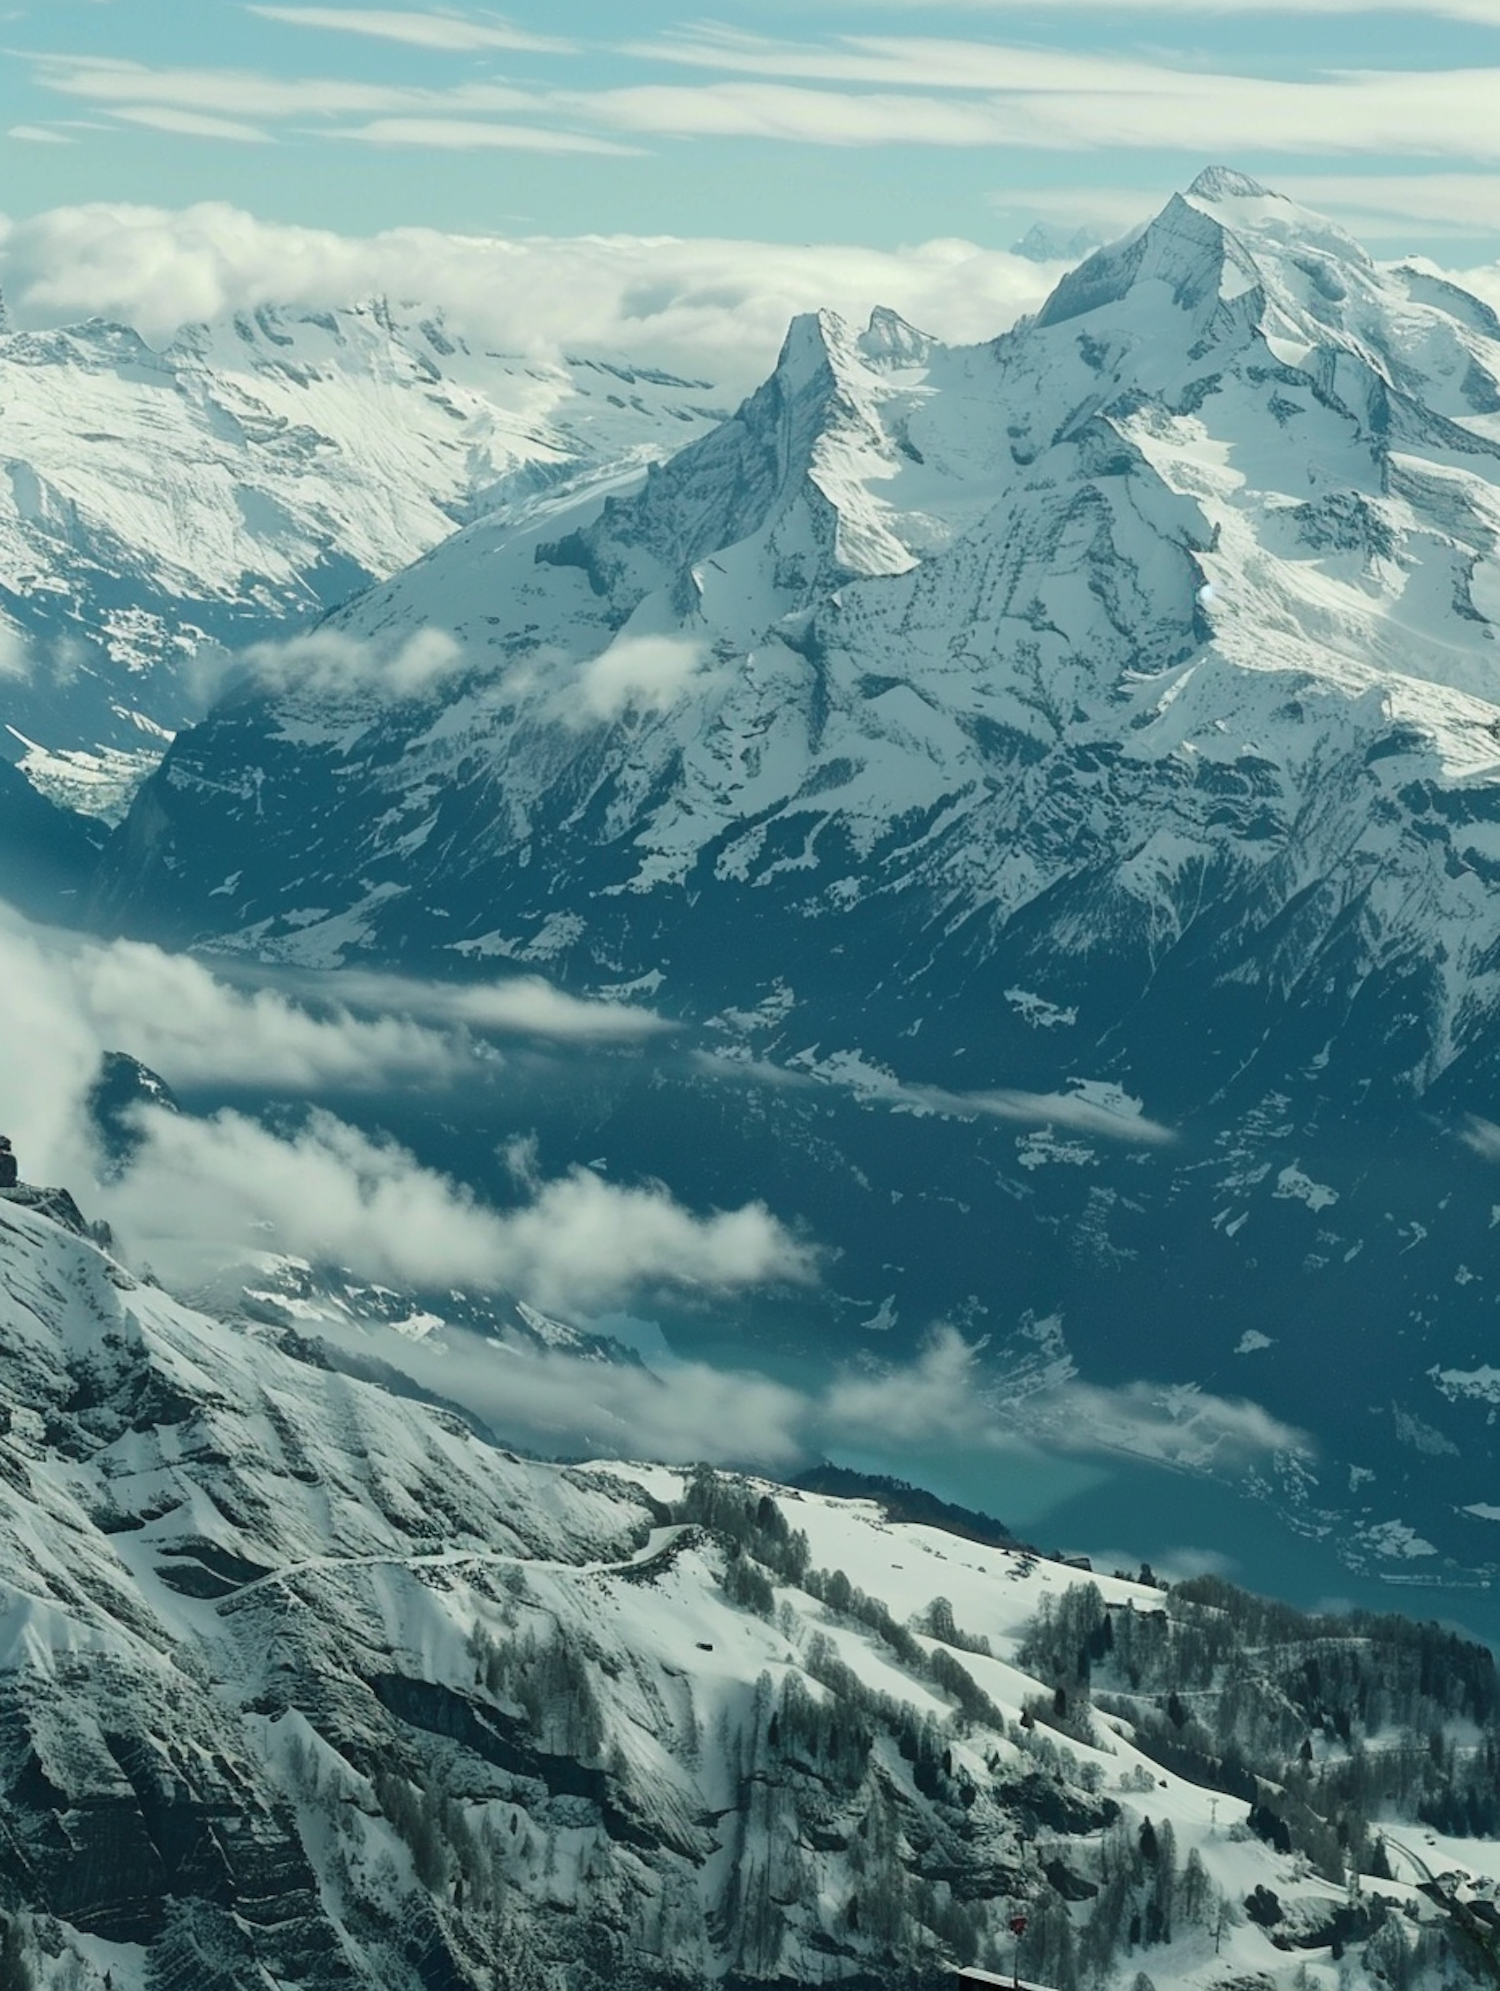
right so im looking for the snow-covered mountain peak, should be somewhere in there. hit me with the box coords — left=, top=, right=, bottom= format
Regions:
left=76, top=179, right=1500, bottom=1639
left=1184, top=165, right=1373, bottom=267
left=1185, top=164, right=1273, bottom=202
left=95, top=173, right=1500, bottom=1090
left=1032, top=170, right=1402, bottom=375
left=857, top=305, right=938, bottom=371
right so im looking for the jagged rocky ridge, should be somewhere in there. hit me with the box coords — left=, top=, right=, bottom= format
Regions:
left=81, top=172, right=1500, bottom=1612
left=3, top=1184, right=1499, bottom=1991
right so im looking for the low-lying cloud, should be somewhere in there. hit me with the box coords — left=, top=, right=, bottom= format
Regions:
left=102, top=1105, right=815, bottom=1312
left=328, top=1316, right=1308, bottom=1482
left=697, top=1049, right=1176, bottom=1147
left=576, top=634, right=711, bottom=722
left=84, top=940, right=467, bottom=1091
left=318, top=967, right=671, bottom=1043
left=217, top=627, right=466, bottom=706
left=0, top=619, right=30, bottom=683
left=0, top=200, right=1057, bottom=393
left=0, top=904, right=665, bottom=1175
left=1461, top=1113, right=1500, bottom=1161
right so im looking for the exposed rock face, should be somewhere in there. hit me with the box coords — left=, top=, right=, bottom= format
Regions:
left=84, top=1051, right=180, bottom=1181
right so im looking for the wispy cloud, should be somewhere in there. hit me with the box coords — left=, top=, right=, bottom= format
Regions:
left=111, top=105, right=273, bottom=143
left=1461, top=1113, right=1500, bottom=1160
left=1281, top=172, right=1500, bottom=238
left=1034, top=1377, right=1309, bottom=1469
left=336, top=116, right=637, bottom=154
left=584, top=81, right=1027, bottom=148
left=330, top=1315, right=1306, bottom=1477
left=220, top=627, right=467, bottom=703
left=6, top=123, right=73, bottom=144
left=850, top=0, right=1500, bottom=18
left=699, top=1050, right=1176, bottom=1147
left=247, top=6, right=577, bottom=55
left=904, top=1082, right=1175, bottom=1145
left=315, top=968, right=671, bottom=1043
left=584, top=56, right=1500, bottom=165
left=36, top=41, right=1500, bottom=167
left=624, top=27, right=1191, bottom=93
left=31, top=55, right=457, bottom=119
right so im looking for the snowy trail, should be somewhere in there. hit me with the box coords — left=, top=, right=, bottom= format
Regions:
left=221, top=1521, right=694, bottom=1601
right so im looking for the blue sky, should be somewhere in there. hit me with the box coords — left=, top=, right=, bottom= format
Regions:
left=7, top=0, right=1500, bottom=260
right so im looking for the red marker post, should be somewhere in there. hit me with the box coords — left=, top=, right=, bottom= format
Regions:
left=1008, top=1914, right=1027, bottom=1989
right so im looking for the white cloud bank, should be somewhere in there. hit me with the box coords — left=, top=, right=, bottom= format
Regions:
left=0, top=200, right=1056, bottom=390
left=0, top=913, right=1293, bottom=1481
left=0, top=904, right=668, bottom=1154
left=0, top=908, right=668, bottom=1123
left=82, top=939, right=467, bottom=1092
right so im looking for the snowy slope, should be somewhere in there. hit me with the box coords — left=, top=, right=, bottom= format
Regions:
left=0, top=1182, right=1487, bottom=1991
left=0, top=300, right=726, bottom=817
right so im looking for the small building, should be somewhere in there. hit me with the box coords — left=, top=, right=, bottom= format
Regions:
left=0, top=1137, right=16, bottom=1191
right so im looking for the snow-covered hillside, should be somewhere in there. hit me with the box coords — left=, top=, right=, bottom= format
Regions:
left=1, top=1181, right=1493, bottom=1991
left=0, top=299, right=726, bottom=818
left=86, top=172, right=1500, bottom=1616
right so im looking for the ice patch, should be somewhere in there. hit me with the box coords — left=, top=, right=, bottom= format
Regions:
left=1273, top=1163, right=1338, bottom=1212
left=1359, top=1519, right=1437, bottom=1559
left=1016, top=1130, right=1095, bottom=1170
left=1004, top=987, right=1077, bottom=1030
left=860, top=1294, right=898, bottom=1334
left=1431, top=1363, right=1500, bottom=1405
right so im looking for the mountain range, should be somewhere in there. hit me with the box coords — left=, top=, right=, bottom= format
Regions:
left=0, top=296, right=727, bottom=824
left=64, top=169, right=1500, bottom=1626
